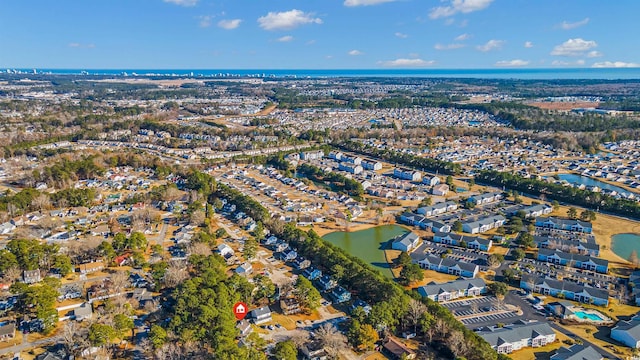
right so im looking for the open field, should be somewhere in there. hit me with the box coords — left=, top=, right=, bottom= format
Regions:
left=527, top=101, right=600, bottom=110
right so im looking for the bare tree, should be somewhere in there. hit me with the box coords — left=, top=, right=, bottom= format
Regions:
left=405, top=299, right=427, bottom=333
left=31, top=194, right=51, bottom=211
left=2, top=266, right=21, bottom=283
left=446, top=330, right=468, bottom=358
left=109, top=271, right=130, bottom=295
left=155, top=343, right=184, bottom=360
left=188, top=242, right=212, bottom=257
left=163, top=187, right=182, bottom=202
left=289, top=330, right=310, bottom=349
left=189, top=210, right=205, bottom=227
left=315, top=323, right=348, bottom=359
left=61, top=320, right=79, bottom=354
left=164, top=261, right=190, bottom=287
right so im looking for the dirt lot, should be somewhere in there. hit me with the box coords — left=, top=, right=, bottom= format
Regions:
left=527, top=101, right=600, bottom=110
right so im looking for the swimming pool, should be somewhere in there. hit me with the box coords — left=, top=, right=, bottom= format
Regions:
left=573, top=311, right=604, bottom=321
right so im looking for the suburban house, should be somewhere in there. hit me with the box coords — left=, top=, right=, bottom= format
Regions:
left=416, top=201, right=457, bottom=216
left=280, top=298, right=302, bottom=315
left=382, top=337, right=417, bottom=360
left=534, top=236, right=600, bottom=256
left=433, top=232, right=493, bottom=251
left=217, top=243, right=235, bottom=258
left=338, top=163, right=363, bottom=175
left=23, top=269, right=41, bottom=284
left=391, top=232, right=422, bottom=253
left=611, top=313, right=640, bottom=348
left=302, top=266, right=322, bottom=281
left=520, top=275, right=609, bottom=306
left=423, top=175, right=441, bottom=186
left=537, top=249, right=608, bottom=273
left=416, top=254, right=479, bottom=278
left=399, top=213, right=451, bottom=233
left=291, top=257, right=311, bottom=270
left=77, top=261, right=105, bottom=275
left=235, top=262, right=253, bottom=276
left=416, top=278, right=487, bottom=302
left=432, top=184, right=450, bottom=196
left=462, top=215, right=506, bottom=234
left=350, top=299, right=372, bottom=314
left=73, top=302, right=93, bottom=321
left=331, top=286, right=352, bottom=303
left=249, top=306, right=272, bottom=325
left=478, top=321, right=556, bottom=354
left=467, top=192, right=503, bottom=206
left=550, top=344, right=603, bottom=360
left=0, top=323, right=15, bottom=342
left=328, top=151, right=343, bottom=161
left=301, top=340, right=330, bottom=360
left=361, top=158, right=382, bottom=170
left=535, top=217, right=593, bottom=234
left=630, top=270, right=640, bottom=306
left=236, top=319, right=253, bottom=338
left=393, top=167, right=422, bottom=182
left=316, top=275, right=338, bottom=291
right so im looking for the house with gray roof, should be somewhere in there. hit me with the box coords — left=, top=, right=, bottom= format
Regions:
left=611, top=313, right=640, bottom=348
left=416, top=201, right=457, bottom=216
left=551, top=344, right=603, bottom=360
left=415, top=254, right=479, bottom=278
left=534, top=236, right=600, bottom=256
left=391, top=232, right=421, bottom=253
left=520, top=275, right=609, bottom=306
left=0, top=322, right=15, bottom=342
left=508, top=204, right=553, bottom=218
left=249, top=306, right=272, bottom=325
left=462, top=215, right=506, bottom=234
left=535, top=217, right=592, bottom=234
left=537, top=248, right=608, bottom=273
left=478, top=321, right=556, bottom=354
left=466, top=192, right=503, bottom=206
left=73, top=302, right=93, bottom=321
left=433, top=232, right=492, bottom=251
left=416, top=278, right=486, bottom=302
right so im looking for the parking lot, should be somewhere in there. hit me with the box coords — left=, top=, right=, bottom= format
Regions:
left=516, top=257, right=619, bottom=289
left=442, top=296, right=522, bottom=328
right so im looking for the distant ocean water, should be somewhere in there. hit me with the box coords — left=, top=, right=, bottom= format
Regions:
left=9, top=68, right=640, bottom=80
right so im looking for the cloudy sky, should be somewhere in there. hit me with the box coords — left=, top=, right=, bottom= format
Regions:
left=1, top=0, right=638, bottom=69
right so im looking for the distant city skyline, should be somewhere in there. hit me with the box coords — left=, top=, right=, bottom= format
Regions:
left=1, top=0, right=639, bottom=69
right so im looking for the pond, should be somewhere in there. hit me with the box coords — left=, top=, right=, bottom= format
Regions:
left=611, top=233, right=640, bottom=260
left=322, top=225, right=409, bottom=279
left=555, top=173, right=631, bottom=197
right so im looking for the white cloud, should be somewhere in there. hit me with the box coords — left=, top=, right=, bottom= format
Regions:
left=199, top=16, right=212, bottom=28
left=592, top=61, right=640, bottom=68
left=258, top=9, right=322, bottom=31
left=68, top=43, right=95, bottom=48
left=476, top=39, right=504, bottom=52
left=455, top=33, right=471, bottom=41
left=429, top=0, right=494, bottom=19
left=306, top=40, right=316, bottom=45
left=164, top=0, right=198, bottom=6
left=551, top=60, right=586, bottom=66
left=559, top=17, right=590, bottom=30
left=395, top=32, right=408, bottom=38
left=348, top=50, right=363, bottom=56
left=495, top=59, right=530, bottom=67
left=378, top=58, right=436, bottom=67
left=68, top=43, right=80, bottom=48
left=587, top=50, right=603, bottom=58
left=277, top=35, right=294, bottom=42
left=550, top=38, right=597, bottom=56
left=344, top=0, right=399, bottom=6
left=434, top=43, right=465, bottom=50
left=524, top=41, right=533, bottom=48
left=217, top=19, right=242, bottom=30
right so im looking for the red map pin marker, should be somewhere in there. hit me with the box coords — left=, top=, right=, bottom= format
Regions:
left=233, top=302, right=248, bottom=320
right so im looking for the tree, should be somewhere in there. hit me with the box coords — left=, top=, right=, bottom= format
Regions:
left=567, top=207, right=578, bottom=219
left=395, top=252, right=412, bottom=268
left=511, top=248, right=526, bottom=261
left=97, top=241, right=116, bottom=262
left=253, top=274, right=275, bottom=304
left=52, top=254, right=73, bottom=276
left=149, top=324, right=167, bottom=349
left=580, top=209, right=597, bottom=222
left=405, top=299, right=427, bottom=333
left=114, top=313, right=134, bottom=339
left=295, top=276, right=321, bottom=312
left=517, top=232, right=534, bottom=249
left=273, top=340, right=297, bottom=360
left=420, top=197, right=432, bottom=207
left=487, top=282, right=508, bottom=300
left=315, top=323, right=348, bottom=358
left=0, top=249, right=18, bottom=274
left=487, top=254, right=504, bottom=268
left=452, top=220, right=463, bottom=232
left=347, top=320, right=379, bottom=351
left=129, top=231, right=148, bottom=250
left=243, top=237, right=258, bottom=260
left=400, top=263, right=424, bottom=285
left=502, top=268, right=518, bottom=283
left=112, top=233, right=127, bottom=252
left=552, top=200, right=560, bottom=210
left=88, top=323, right=117, bottom=347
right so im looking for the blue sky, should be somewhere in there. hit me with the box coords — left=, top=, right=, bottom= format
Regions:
left=1, top=0, right=638, bottom=69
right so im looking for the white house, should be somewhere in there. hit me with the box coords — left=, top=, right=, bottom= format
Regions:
left=393, top=168, right=422, bottom=182
left=391, top=232, right=421, bottom=253
left=423, top=176, right=441, bottom=186
left=361, top=159, right=382, bottom=171
left=218, top=244, right=234, bottom=258
left=432, top=184, right=449, bottom=196
left=339, top=163, right=363, bottom=175
left=479, top=321, right=556, bottom=354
